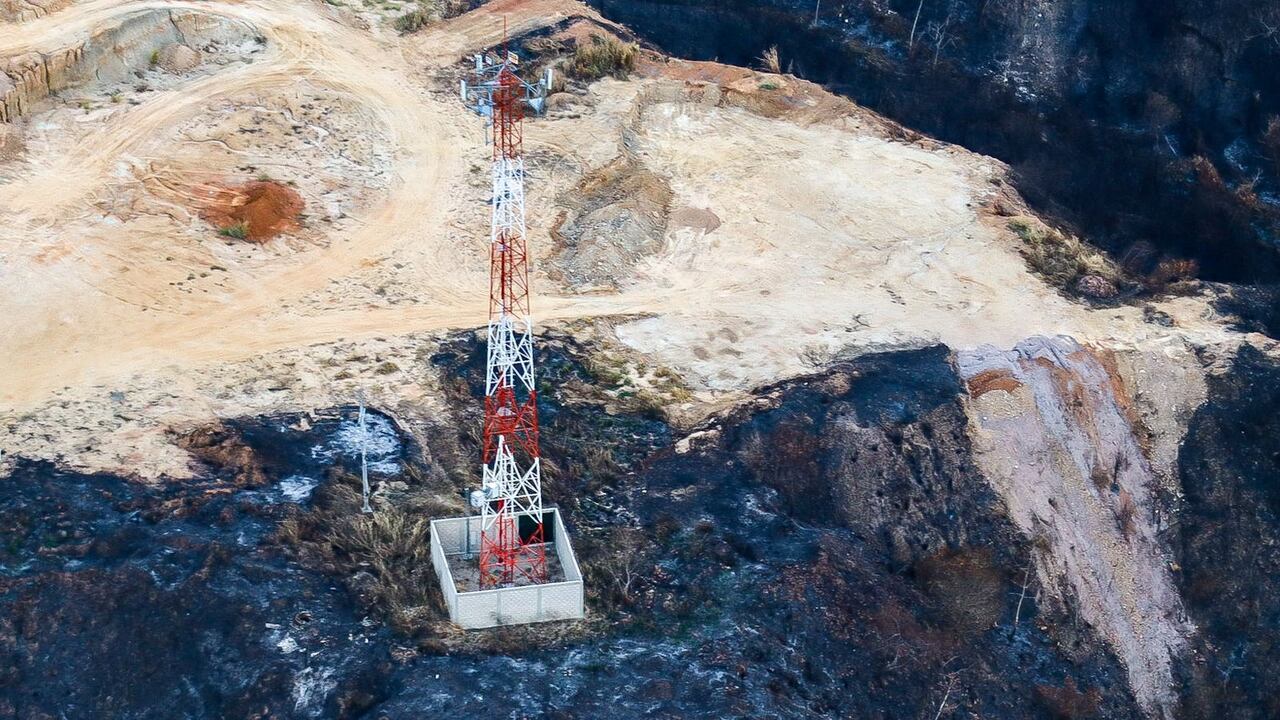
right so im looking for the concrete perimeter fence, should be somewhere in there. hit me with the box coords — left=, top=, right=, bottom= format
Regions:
left=430, top=507, right=584, bottom=629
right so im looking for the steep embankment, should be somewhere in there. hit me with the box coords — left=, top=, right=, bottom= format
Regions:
left=1175, top=346, right=1280, bottom=719
left=0, top=0, right=72, bottom=23
left=959, top=337, right=1190, bottom=715
left=0, top=339, right=1146, bottom=718
left=1, top=9, right=257, bottom=122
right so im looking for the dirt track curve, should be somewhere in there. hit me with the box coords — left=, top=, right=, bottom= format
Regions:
left=0, top=0, right=656, bottom=414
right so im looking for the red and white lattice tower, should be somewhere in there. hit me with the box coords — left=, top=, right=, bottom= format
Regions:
left=462, top=44, right=553, bottom=588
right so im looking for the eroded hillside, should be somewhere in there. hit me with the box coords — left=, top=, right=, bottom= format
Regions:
left=1, top=0, right=1278, bottom=718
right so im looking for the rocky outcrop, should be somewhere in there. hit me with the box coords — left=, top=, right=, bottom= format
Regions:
left=1, top=9, right=255, bottom=123
left=156, top=42, right=201, bottom=74
left=959, top=336, right=1190, bottom=716
left=0, top=45, right=82, bottom=123
left=550, top=156, right=673, bottom=290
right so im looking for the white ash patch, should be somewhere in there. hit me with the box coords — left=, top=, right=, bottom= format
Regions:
left=292, top=666, right=337, bottom=716
left=279, top=475, right=319, bottom=503
left=309, top=411, right=402, bottom=475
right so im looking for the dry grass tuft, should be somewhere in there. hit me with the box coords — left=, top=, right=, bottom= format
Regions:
left=1007, top=217, right=1120, bottom=294
left=1192, top=155, right=1263, bottom=216
left=1116, top=489, right=1137, bottom=539
left=759, top=45, right=782, bottom=74
left=393, top=10, right=429, bottom=33
left=393, top=0, right=467, bottom=34
left=274, top=479, right=446, bottom=633
left=579, top=526, right=650, bottom=612
left=1090, top=461, right=1112, bottom=493
left=1265, top=115, right=1280, bottom=176
left=915, top=547, right=1004, bottom=636
left=1147, top=257, right=1200, bottom=289
left=1035, top=677, right=1102, bottom=719
left=567, top=35, right=638, bottom=81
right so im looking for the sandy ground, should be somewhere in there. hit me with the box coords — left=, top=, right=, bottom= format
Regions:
left=0, top=0, right=1269, bottom=483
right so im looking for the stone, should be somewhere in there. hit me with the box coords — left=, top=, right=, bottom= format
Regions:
left=1074, top=273, right=1118, bottom=299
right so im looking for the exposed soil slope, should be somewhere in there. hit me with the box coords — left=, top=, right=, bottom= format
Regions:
left=960, top=337, right=1190, bottom=715
left=589, top=0, right=1280, bottom=288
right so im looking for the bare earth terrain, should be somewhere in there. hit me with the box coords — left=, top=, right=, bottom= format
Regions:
left=2, top=1, right=1277, bottom=714
left=2, top=0, right=1258, bottom=480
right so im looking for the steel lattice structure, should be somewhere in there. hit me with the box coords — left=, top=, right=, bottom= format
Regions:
left=462, top=47, right=552, bottom=588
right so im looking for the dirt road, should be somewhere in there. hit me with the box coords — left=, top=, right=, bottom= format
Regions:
left=1, top=0, right=520, bottom=410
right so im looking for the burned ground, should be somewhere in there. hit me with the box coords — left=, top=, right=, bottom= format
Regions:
left=1175, top=345, right=1280, bottom=719
left=0, top=459, right=396, bottom=719
left=0, top=341, right=1144, bottom=718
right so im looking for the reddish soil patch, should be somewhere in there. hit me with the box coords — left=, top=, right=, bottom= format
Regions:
left=195, top=180, right=304, bottom=242
left=965, top=369, right=1023, bottom=397
left=1032, top=355, right=1099, bottom=433
left=644, top=57, right=753, bottom=85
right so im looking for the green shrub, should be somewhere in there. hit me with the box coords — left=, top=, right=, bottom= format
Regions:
left=567, top=36, right=638, bottom=81
left=393, top=8, right=429, bottom=33
left=218, top=222, right=249, bottom=240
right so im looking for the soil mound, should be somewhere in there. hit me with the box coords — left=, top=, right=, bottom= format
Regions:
left=197, top=180, right=304, bottom=242
left=550, top=157, right=672, bottom=289
left=669, top=206, right=720, bottom=234
left=157, top=43, right=201, bottom=73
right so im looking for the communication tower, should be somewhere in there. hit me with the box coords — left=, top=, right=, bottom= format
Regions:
left=461, top=40, right=554, bottom=588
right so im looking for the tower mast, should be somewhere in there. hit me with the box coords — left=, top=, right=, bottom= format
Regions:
left=463, top=38, right=552, bottom=587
